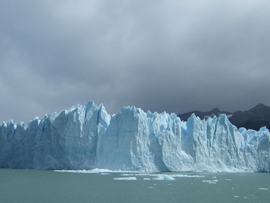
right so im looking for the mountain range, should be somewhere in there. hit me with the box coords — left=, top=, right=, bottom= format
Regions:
left=178, top=103, right=270, bottom=131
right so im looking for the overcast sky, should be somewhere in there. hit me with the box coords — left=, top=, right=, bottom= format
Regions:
left=1, top=0, right=270, bottom=123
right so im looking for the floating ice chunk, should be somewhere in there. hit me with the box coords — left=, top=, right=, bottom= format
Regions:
left=258, top=188, right=269, bottom=191
left=54, top=170, right=91, bottom=173
left=202, top=180, right=218, bottom=184
left=114, top=177, right=137, bottom=180
left=135, top=173, right=160, bottom=177
left=54, top=169, right=133, bottom=174
left=143, top=178, right=151, bottom=180
left=89, top=168, right=134, bottom=173
left=171, top=174, right=205, bottom=178
left=121, top=174, right=134, bottom=176
left=234, top=196, right=239, bottom=198
left=100, top=173, right=111, bottom=175
left=153, top=175, right=175, bottom=180
left=225, top=179, right=231, bottom=181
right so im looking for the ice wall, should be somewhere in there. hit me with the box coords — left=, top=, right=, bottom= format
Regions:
left=0, top=101, right=269, bottom=172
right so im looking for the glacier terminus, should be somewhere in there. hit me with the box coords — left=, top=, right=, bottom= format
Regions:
left=0, top=101, right=269, bottom=172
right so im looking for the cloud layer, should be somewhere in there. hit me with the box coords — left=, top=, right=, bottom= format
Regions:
left=1, top=0, right=270, bottom=123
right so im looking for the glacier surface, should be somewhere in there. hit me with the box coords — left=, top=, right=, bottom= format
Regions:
left=0, top=101, right=269, bottom=172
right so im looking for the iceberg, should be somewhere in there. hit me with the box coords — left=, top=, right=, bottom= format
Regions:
left=0, top=101, right=269, bottom=172
left=153, top=175, right=175, bottom=181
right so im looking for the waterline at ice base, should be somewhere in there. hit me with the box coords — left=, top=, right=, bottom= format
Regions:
left=0, top=101, right=269, bottom=172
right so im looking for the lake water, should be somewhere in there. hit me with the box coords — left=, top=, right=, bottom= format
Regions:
left=0, top=169, right=269, bottom=203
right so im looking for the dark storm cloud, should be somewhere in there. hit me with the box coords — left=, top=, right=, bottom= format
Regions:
left=1, top=0, right=270, bottom=123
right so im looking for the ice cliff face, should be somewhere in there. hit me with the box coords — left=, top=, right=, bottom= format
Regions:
left=0, top=101, right=269, bottom=172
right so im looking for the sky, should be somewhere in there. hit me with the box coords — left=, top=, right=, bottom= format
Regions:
left=1, top=0, right=270, bottom=123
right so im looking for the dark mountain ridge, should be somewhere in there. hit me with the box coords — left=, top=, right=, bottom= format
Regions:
left=178, top=103, right=270, bottom=131
left=178, top=107, right=232, bottom=121
left=229, top=103, right=270, bottom=131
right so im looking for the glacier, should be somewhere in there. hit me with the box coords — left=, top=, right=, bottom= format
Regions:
left=0, top=101, right=269, bottom=172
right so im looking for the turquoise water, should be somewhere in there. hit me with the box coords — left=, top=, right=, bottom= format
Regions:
left=0, top=169, right=269, bottom=203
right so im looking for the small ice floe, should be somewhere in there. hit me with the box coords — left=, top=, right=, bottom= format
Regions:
left=54, top=170, right=84, bottom=173
left=100, top=173, right=111, bottom=175
left=114, top=177, right=137, bottom=180
left=135, top=173, right=153, bottom=176
left=135, top=174, right=204, bottom=178
left=234, top=195, right=239, bottom=198
left=225, top=179, right=231, bottom=181
left=171, top=174, right=205, bottom=178
left=258, top=188, right=269, bottom=191
left=212, top=176, right=217, bottom=179
left=55, top=169, right=100, bottom=174
left=153, top=175, right=175, bottom=181
left=202, top=180, right=218, bottom=184
left=54, top=168, right=132, bottom=174
left=143, top=178, right=151, bottom=180
left=121, top=174, right=134, bottom=176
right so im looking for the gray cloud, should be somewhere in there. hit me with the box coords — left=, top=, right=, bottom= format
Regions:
left=1, top=0, right=270, bottom=123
